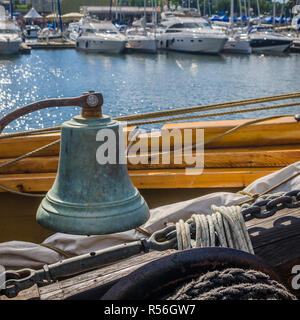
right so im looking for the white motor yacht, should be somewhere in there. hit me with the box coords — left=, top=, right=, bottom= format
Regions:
left=38, top=28, right=61, bottom=41
left=66, top=22, right=80, bottom=41
left=156, top=17, right=228, bottom=54
left=248, top=26, right=292, bottom=53
left=223, top=33, right=252, bottom=54
left=76, top=20, right=126, bottom=54
left=126, top=27, right=157, bottom=53
left=222, top=0, right=252, bottom=54
left=23, top=25, right=41, bottom=39
left=0, top=7, right=22, bottom=55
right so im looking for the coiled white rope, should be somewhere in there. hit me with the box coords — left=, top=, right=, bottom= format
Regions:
left=175, top=205, right=254, bottom=254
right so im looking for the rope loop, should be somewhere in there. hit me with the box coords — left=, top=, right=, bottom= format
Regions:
left=175, top=205, right=254, bottom=254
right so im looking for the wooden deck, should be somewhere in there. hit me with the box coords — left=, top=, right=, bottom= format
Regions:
left=1, top=117, right=300, bottom=192
left=2, top=206, right=299, bottom=300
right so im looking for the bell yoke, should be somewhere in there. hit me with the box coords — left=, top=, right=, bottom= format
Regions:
left=33, top=92, right=150, bottom=235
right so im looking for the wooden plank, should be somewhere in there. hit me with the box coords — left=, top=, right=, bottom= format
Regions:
left=1, top=145, right=300, bottom=174
left=0, top=156, right=58, bottom=174
left=247, top=207, right=300, bottom=297
left=0, top=167, right=277, bottom=192
left=0, top=126, right=136, bottom=159
left=39, top=250, right=175, bottom=300
left=1, top=118, right=300, bottom=160
left=130, top=167, right=276, bottom=189
left=0, top=133, right=60, bottom=158
left=162, top=117, right=300, bottom=149
left=0, top=284, right=40, bottom=300
left=128, top=145, right=300, bottom=169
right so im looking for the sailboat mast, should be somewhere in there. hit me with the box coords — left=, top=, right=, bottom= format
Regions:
left=115, top=0, right=118, bottom=20
left=273, top=1, right=276, bottom=26
left=230, top=0, right=234, bottom=27
left=9, top=0, right=13, bottom=19
left=256, top=0, right=260, bottom=17
left=279, top=0, right=285, bottom=26
left=239, top=0, right=242, bottom=18
left=244, top=0, right=247, bottom=18
left=109, top=0, right=113, bottom=20
left=154, top=0, right=157, bottom=25
left=248, top=0, right=251, bottom=17
left=57, top=0, right=63, bottom=33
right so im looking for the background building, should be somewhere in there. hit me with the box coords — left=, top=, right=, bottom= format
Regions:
left=81, top=5, right=160, bottom=22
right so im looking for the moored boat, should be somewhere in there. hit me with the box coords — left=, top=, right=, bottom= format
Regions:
left=248, top=25, right=292, bottom=53
left=76, top=19, right=126, bottom=54
left=223, top=33, right=252, bottom=54
left=126, top=27, right=157, bottom=53
left=0, top=6, right=22, bottom=55
left=156, top=16, right=228, bottom=54
left=23, top=25, right=41, bottom=39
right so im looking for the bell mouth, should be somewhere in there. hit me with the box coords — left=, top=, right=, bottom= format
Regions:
left=36, top=191, right=150, bottom=235
left=44, top=188, right=142, bottom=212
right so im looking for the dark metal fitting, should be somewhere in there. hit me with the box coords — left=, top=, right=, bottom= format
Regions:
left=140, top=239, right=150, bottom=253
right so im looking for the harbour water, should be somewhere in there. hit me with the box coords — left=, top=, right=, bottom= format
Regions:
left=0, top=49, right=300, bottom=133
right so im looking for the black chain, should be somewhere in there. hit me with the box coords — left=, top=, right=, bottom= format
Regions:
left=241, top=189, right=300, bottom=222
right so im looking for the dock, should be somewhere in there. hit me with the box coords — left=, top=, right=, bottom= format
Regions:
left=291, top=39, right=300, bottom=53
left=25, top=40, right=76, bottom=50
left=19, top=42, right=31, bottom=54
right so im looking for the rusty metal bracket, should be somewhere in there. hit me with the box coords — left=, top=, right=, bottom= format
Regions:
left=0, top=91, right=103, bottom=133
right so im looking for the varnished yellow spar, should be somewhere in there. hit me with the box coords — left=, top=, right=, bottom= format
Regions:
left=0, top=116, right=300, bottom=192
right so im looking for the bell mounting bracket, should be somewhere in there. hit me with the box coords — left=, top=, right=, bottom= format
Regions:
left=0, top=91, right=103, bottom=133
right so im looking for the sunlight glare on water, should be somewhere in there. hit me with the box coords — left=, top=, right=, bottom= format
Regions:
left=0, top=50, right=300, bottom=133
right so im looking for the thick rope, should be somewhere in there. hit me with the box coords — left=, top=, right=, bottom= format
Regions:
left=116, top=92, right=300, bottom=122
left=238, top=171, right=300, bottom=206
left=128, top=114, right=292, bottom=162
left=0, top=126, right=61, bottom=140
left=0, top=139, right=60, bottom=197
left=176, top=206, right=254, bottom=254
left=1, top=93, right=300, bottom=139
left=166, top=268, right=297, bottom=300
left=125, top=102, right=300, bottom=126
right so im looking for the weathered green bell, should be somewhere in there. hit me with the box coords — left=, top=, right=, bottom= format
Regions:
left=36, top=92, right=150, bottom=235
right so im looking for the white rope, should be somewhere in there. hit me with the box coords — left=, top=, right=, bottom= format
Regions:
left=175, top=205, right=254, bottom=254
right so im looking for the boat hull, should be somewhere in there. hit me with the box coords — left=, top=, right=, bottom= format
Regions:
left=157, top=35, right=228, bottom=54
left=126, top=39, right=157, bottom=53
left=0, top=40, right=21, bottom=54
left=76, top=37, right=126, bottom=54
left=250, top=39, right=292, bottom=53
left=223, top=39, right=252, bottom=54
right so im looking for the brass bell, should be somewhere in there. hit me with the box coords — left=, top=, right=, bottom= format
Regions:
left=36, top=92, right=150, bottom=235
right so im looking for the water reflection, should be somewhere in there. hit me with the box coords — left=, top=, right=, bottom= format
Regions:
left=0, top=49, right=299, bottom=133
